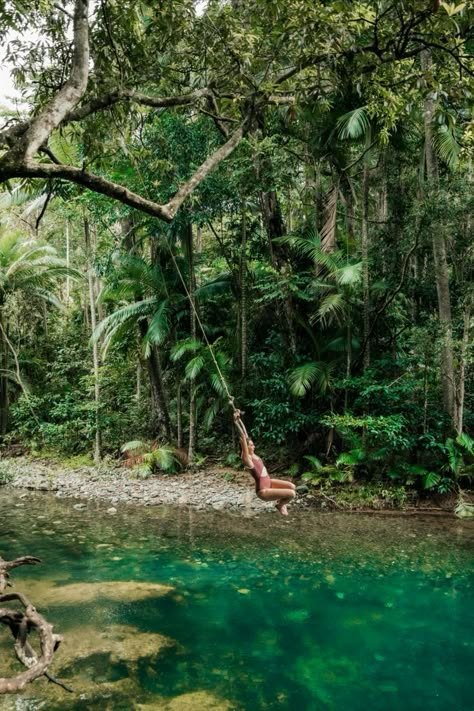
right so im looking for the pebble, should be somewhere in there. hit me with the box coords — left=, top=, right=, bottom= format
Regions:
left=2, top=456, right=294, bottom=514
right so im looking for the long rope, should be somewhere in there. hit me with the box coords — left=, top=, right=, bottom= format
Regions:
left=113, top=131, right=246, bottom=433
left=165, top=239, right=237, bottom=410
left=165, top=238, right=251, bottom=441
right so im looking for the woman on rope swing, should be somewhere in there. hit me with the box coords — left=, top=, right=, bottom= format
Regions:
left=233, top=409, right=296, bottom=516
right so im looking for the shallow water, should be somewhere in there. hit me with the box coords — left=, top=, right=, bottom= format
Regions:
left=0, top=490, right=473, bottom=710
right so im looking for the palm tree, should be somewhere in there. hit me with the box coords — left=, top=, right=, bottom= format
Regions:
left=282, top=232, right=362, bottom=398
left=93, top=250, right=182, bottom=441
left=0, top=228, right=78, bottom=436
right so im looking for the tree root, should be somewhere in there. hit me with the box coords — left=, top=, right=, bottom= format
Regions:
left=0, top=555, right=71, bottom=694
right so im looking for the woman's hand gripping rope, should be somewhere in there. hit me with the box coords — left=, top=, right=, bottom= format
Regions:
left=232, top=407, right=248, bottom=440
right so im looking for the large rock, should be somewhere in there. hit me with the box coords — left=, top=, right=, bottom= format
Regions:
left=55, top=623, right=175, bottom=667
left=21, top=579, right=174, bottom=605
left=137, top=691, right=235, bottom=711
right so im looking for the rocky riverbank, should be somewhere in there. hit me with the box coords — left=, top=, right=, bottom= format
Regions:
left=1, top=456, right=466, bottom=516
left=0, top=457, right=294, bottom=514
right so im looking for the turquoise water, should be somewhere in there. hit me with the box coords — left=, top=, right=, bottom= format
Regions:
left=0, top=490, right=473, bottom=710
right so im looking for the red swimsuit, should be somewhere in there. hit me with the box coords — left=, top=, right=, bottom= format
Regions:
left=250, top=455, right=272, bottom=493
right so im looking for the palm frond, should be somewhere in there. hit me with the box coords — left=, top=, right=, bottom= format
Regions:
left=29, top=288, right=64, bottom=310
left=145, top=300, right=170, bottom=346
left=203, top=398, right=224, bottom=430
left=456, top=432, right=474, bottom=456
left=315, top=292, right=346, bottom=328
left=336, top=106, right=370, bottom=140
left=185, top=354, right=205, bottom=380
left=171, top=338, right=202, bottom=361
left=209, top=370, right=230, bottom=397
left=195, top=273, right=233, bottom=299
left=433, top=125, right=459, bottom=170
left=92, top=297, right=157, bottom=344
left=333, top=261, right=363, bottom=286
left=121, top=440, right=148, bottom=455
left=289, top=361, right=323, bottom=397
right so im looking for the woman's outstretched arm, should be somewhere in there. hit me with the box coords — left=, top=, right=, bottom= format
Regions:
left=233, top=410, right=252, bottom=468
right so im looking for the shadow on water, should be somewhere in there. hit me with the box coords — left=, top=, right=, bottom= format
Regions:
left=0, top=489, right=473, bottom=710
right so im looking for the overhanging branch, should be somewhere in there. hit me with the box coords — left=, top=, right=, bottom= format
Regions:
left=0, top=121, right=247, bottom=223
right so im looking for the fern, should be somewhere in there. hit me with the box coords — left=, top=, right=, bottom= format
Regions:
left=456, top=432, right=474, bottom=456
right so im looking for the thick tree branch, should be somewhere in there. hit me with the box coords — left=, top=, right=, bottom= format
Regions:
left=18, top=0, right=90, bottom=161
left=0, top=121, right=246, bottom=222
left=164, top=124, right=245, bottom=219
left=67, top=87, right=213, bottom=122
left=0, top=89, right=214, bottom=151
left=5, top=162, right=175, bottom=221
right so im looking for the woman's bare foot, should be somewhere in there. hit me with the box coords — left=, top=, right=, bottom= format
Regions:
left=276, top=502, right=289, bottom=516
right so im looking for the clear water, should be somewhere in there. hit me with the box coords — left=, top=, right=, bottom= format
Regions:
left=0, top=490, right=473, bottom=710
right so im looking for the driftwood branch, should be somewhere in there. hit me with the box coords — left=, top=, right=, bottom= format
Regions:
left=0, top=555, right=67, bottom=694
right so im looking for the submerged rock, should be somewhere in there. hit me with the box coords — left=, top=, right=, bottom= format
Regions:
left=56, top=623, right=175, bottom=667
left=137, top=690, right=235, bottom=710
left=21, top=579, right=174, bottom=605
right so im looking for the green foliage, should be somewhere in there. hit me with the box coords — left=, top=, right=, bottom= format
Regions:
left=121, top=440, right=182, bottom=476
left=248, top=346, right=319, bottom=446
left=444, top=433, right=474, bottom=482
left=301, top=455, right=354, bottom=486
left=0, top=0, right=473, bottom=509
left=0, top=460, right=15, bottom=484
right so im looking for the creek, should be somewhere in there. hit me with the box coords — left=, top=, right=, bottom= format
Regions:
left=0, top=490, right=473, bottom=710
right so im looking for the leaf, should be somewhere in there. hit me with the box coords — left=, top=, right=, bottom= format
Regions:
left=422, top=472, right=441, bottom=489
left=454, top=500, right=474, bottom=519
left=336, top=449, right=365, bottom=466
left=145, top=300, right=170, bottom=345
left=121, top=440, right=148, bottom=455
left=316, top=292, right=346, bottom=328
left=336, top=107, right=370, bottom=140
left=433, top=125, right=459, bottom=170
left=440, top=1, right=466, bottom=15
left=288, top=362, right=322, bottom=396
left=185, top=354, right=205, bottom=380
left=333, top=261, right=363, bottom=286
left=456, top=432, right=474, bottom=456
left=170, top=338, right=202, bottom=361
left=303, top=455, right=322, bottom=471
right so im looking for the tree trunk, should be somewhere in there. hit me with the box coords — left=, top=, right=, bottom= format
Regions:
left=0, top=308, right=8, bottom=438
left=454, top=298, right=471, bottom=436
left=185, top=222, right=197, bottom=464
left=136, top=359, right=142, bottom=402
left=84, top=217, right=101, bottom=463
left=422, top=50, right=455, bottom=422
left=240, top=201, right=248, bottom=379
left=260, top=188, right=297, bottom=354
left=139, top=320, right=171, bottom=440
left=361, top=164, right=371, bottom=371
left=177, top=382, right=182, bottom=449
left=65, top=219, right=71, bottom=305
left=344, top=323, right=351, bottom=411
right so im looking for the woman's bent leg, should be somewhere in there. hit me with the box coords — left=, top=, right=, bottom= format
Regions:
left=270, top=479, right=296, bottom=491
left=258, top=487, right=295, bottom=516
